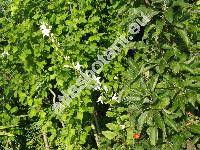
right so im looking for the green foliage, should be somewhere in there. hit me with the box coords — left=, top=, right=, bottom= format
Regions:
left=0, top=0, right=199, bottom=149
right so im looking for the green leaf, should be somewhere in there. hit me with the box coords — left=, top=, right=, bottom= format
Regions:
left=152, top=20, right=164, bottom=40
left=164, top=116, right=178, bottom=131
left=77, top=110, right=83, bottom=121
left=175, top=28, right=190, bottom=46
left=5, top=104, right=11, bottom=110
left=172, top=134, right=185, bottom=149
left=170, top=62, right=180, bottom=74
left=138, top=111, right=149, bottom=130
left=147, top=126, right=158, bottom=146
left=154, top=113, right=164, bottom=129
left=153, top=98, right=170, bottom=109
left=106, top=111, right=115, bottom=117
left=165, top=8, right=173, bottom=23
left=0, top=131, right=14, bottom=136
left=29, top=108, right=37, bottom=118
left=188, top=124, right=200, bottom=134
left=106, top=123, right=120, bottom=131
left=102, top=131, right=117, bottom=140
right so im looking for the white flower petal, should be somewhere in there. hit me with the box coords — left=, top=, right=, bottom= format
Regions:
left=74, top=62, right=82, bottom=71
left=97, top=96, right=104, bottom=104
left=103, top=85, right=108, bottom=92
left=112, top=93, right=118, bottom=100
left=120, top=125, right=125, bottom=129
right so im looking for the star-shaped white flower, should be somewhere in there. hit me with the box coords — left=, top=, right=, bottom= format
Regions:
left=97, top=96, right=104, bottom=104
left=74, top=62, right=82, bottom=71
left=40, top=22, right=51, bottom=37
left=112, top=93, right=118, bottom=101
left=42, top=28, right=51, bottom=37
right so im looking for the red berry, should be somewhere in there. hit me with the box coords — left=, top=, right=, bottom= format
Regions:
left=133, top=133, right=140, bottom=140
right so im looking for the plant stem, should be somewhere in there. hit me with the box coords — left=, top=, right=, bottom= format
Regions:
left=42, top=131, right=50, bottom=150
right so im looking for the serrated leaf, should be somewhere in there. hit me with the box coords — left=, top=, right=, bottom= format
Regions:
left=153, top=98, right=170, bottom=109
left=154, top=113, right=164, bottom=129
left=175, top=28, right=190, bottom=46
left=164, top=116, right=178, bottom=131
left=138, top=111, right=149, bottom=130
left=147, top=126, right=158, bottom=146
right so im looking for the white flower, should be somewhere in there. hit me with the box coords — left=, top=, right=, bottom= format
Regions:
left=103, top=85, right=108, bottom=93
left=74, top=62, right=82, bottom=71
left=114, top=76, right=118, bottom=79
left=93, top=76, right=101, bottom=90
left=64, top=56, right=70, bottom=60
left=97, top=96, right=104, bottom=104
left=93, top=85, right=101, bottom=90
left=40, top=22, right=51, bottom=37
left=120, top=125, right=125, bottom=129
left=1, top=51, right=9, bottom=57
left=42, top=28, right=51, bottom=37
left=112, top=93, right=120, bottom=103
left=112, top=93, right=118, bottom=100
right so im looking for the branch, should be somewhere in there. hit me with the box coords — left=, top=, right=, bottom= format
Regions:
left=92, top=110, right=101, bottom=148
left=42, top=131, right=50, bottom=150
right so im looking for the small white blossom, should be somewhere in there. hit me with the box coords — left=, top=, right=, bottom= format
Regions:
left=93, top=85, right=101, bottom=90
left=97, top=96, right=104, bottom=104
left=93, top=76, right=101, bottom=90
left=40, top=22, right=51, bottom=37
left=120, top=125, right=125, bottom=129
left=103, top=85, right=108, bottom=92
left=112, top=93, right=120, bottom=103
left=74, top=62, right=82, bottom=71
left=114, top=76, right=118, bottom=79
left=112, top=93, right=118, bottom=100
left=64, top=56, right=70, bottom=60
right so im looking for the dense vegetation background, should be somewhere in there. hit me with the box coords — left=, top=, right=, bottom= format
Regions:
left=0, top=0, right=199, bottom=149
